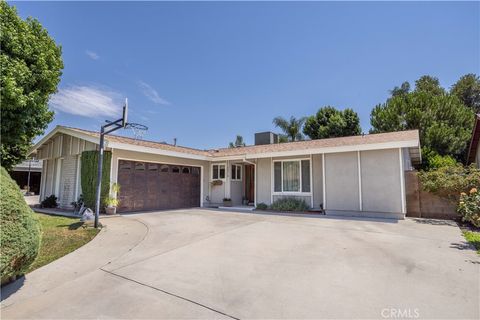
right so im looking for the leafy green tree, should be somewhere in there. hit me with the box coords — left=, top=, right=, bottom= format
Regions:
left=272, top=116, right=306, bottom=142
left=0, top=2, right=63, bottom=169
left=370, top=91, right=474, bottom=164
left=390, top=81, right=410, bottom=97
left=228, top=135, right=246, bottom=148
left=450, top=73, right=480, bottom=113
left=414, top=75, right=445, bottom=96
left=303, top=106, right=362, bottom=140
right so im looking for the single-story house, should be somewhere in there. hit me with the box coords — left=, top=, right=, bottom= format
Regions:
left=30, top=125, right=421, bottom=219
left=467, top=114, right=480, bottom=168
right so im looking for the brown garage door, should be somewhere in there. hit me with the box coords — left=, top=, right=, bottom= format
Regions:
left=117, top=160, right=201, bottom=212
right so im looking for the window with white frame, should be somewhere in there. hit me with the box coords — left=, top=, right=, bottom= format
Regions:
left=211, top=164, right=226, bottom=180
left=273, top=159, right=311, bottom=193
left=231, top=164, right=242, bottom=181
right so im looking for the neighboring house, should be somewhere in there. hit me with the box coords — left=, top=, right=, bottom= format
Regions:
left=30, top=125, right=421, bottom=219
left=467, top=114, right=480, bottom=168
left=10, top=159, right=42, bottom=195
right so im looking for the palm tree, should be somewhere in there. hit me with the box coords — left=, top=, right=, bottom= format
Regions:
left=272, top=116, right=306, bottom=142
left=228, top=135, right=246, bottom=148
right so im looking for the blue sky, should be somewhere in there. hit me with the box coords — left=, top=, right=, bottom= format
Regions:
left=12, top=1, right=480, bottom=149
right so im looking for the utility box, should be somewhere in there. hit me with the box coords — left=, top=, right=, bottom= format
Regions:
left=254, top=132, right=279, bottom=145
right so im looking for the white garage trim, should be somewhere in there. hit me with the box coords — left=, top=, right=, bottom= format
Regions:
left=322, top=153, right=326, bottom=210
left=399, top=148, right=406, bottom=214
left=357, top=151, right=362, bottom=211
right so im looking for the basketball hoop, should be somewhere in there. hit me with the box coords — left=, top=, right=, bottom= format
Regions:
left=125, top=123, right=148, bottom=140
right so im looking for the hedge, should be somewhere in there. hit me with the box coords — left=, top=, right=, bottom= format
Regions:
left=0, top=167, right=41, bottom=283
left=81, top=150, right=111, bottom=210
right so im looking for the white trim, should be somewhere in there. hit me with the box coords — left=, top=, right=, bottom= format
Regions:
left=399, top=148, right=406, bottom=214
left=210, top=163, right=226, bottom=181
left=272, top=158, right=312, bottom=195
left=310, top=154, right=314, bottom=208
left=244, top=140, right=419, bottom=160
left=322, top=153, right=326, bottom=210
left=108, top=142, right=210, bottom=161
left=74, top=154, right=81, bottom=200
left=270, top=158, right=274, bottom=204
left=115, top=156, right=204, bottom=209
left=69, top=136, right=73, bottom=155
left=54, top=158, right=62, bottom=196
left=357, top=150, right=362, bottom=211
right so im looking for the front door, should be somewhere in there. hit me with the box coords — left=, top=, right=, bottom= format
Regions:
left=244, top=164, right=255, bottom=205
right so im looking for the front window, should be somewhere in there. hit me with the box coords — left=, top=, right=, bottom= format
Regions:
left=231, top=164, right=242, bottom=181
left=273, top=159, right=311, bottom=193
left=212, top=164, right=226, bottom=180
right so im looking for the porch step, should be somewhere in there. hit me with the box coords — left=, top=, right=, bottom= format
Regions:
left=218, top=206, right=256, bottom=212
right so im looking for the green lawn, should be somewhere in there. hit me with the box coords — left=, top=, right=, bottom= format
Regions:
left=27, top=213, right=99, bottom=273
left=463, top=231, right=480, bottom=255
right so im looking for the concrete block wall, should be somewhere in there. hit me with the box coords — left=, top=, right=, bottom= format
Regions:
left=405, top=171, right=458, bottom=219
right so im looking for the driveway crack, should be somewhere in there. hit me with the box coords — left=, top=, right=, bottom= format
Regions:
left=100, top=268, right=241, bottom=320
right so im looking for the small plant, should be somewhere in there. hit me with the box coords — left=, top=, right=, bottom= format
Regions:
left=211, top=180, right=223, bottom=186
left=256, top=203, right=268, bottom=210
left=458, top=188, right=480, bottom=227
left=105, top=196, right=119, bottom=207
left=270, top=197, right=309, bottom=212
left=41, top=195, right=58, bottom=208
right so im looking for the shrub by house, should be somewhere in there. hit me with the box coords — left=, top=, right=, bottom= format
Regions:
left=0, top=167, right=41, bottom=283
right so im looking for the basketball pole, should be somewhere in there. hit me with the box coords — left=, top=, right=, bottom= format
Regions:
left=94, top=99, right=128, bottom=228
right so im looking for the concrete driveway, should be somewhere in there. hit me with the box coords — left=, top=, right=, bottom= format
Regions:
left=2, top=209, right=479, bottom=319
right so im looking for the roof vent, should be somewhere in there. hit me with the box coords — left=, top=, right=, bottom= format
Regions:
left=255, top=132, right=278, bottom=145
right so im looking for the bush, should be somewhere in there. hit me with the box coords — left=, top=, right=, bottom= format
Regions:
left=426, top=154, right=458, bottom=170
left=270, top=197, right=310, bottom=212
left=81, top=150, right=111, bottom=210
left=418, top=164, right=480, bottom=201
left=256, top=203, right=268, bottom=210
left=458, top=188, right=480, bottom=227
left=0, top=167, right=41, bottom=283
left=41, top=195, right=58, bottom=208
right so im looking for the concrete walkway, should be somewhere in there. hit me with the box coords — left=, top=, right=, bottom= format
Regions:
left=2, top=209, right=479, bottom=319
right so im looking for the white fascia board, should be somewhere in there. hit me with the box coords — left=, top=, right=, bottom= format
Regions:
left=29, top=126, right=100, bottom=155
left=241, top=140, right=420, bottom=160
left=107, top=142, right=210, bottom=161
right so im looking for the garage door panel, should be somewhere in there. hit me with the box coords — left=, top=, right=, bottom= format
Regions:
left=117, top=160, right=201, bottom=212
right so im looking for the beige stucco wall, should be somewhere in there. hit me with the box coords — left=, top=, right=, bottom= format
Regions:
left=312, top=154, right=323, bottom=209
left=325, top=152, right=360, bottom=211
left=256, top=158, right=272, bottom=205
left=110, top=149, right=210, bottom=206
left=360, top=149, right=402, bottom=213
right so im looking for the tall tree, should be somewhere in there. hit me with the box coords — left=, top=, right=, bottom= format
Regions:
left=390, top=81, right=411, bottom=97
left=414, top=75, right=445, bottom=96
left=228, top=135, right=246, bottom=148
left=450, top=73, right=480, bottom=113
left=0, top=2, right=63, bottom=169
left=303, top=106, right=362, bottom=140
left=272, top=116, right=306, bottom=142
left=370, top=91, right=474, bottom=163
